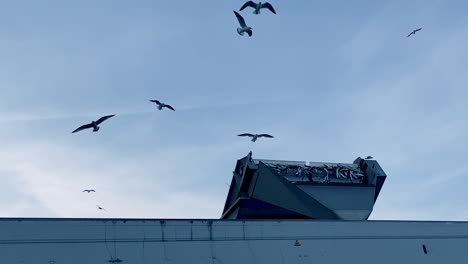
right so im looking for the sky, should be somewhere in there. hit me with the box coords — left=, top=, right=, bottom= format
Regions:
left=1, top=0, right=468, bottom=220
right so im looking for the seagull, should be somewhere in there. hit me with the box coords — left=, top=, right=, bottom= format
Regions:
left=82, top=189, right=95, bottom=193
left=96, top=205, right=106, bottom=211
left=238, top=133, right=274, bottom=142
left=365, top=156, right=374, bottom=159
left=407, top=28, right=422, bottom=37
left=234, top=11, right=252, bottom=37
left=72, top=115, right=115, bottom=133
left=240, top=1, right=276, bottom=14
left=149, top=100, right=175, bottom=111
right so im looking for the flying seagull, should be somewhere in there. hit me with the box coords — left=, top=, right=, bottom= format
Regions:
left=240, top=1, right=276, bottom=15
left=149, top=100, right=175, bottom=111
left=82, top=189, right=95, bottom=193
left=238, top=133, right=274, bottom=142
left=72, top=115, right=115, bottom=133
left=96, top=205, right=106, bottom=211
left=234, top=11, right=252, bottom=37
left=407, top=28, right=422, bottom=37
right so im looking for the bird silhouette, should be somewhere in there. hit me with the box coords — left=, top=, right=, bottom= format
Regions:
left=365, top=156, right=374, bottom=159
left=149, top=100, right=175, bottom=111
left=234, top=11, right=252, bottom=37
left=96, top=205, right=106, bottom=211
left=72, top=115, right=115, bottom=133
left=238, top=133, right=274, bottom=142
left=82, top=189, right=95, bottom=193
left=407, top=28, right=422, bottom=37
left=240, top=1, right=276, bottom=14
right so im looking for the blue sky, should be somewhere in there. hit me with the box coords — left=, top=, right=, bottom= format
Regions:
left=1, top=0, right=468, bottom=220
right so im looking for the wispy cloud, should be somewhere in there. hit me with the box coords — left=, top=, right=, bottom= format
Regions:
left=0, top=141, right=243, bottom=218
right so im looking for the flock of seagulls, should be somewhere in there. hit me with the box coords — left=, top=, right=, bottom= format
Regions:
left=73, top=99, right=273, bottom=211
left=234, top=1, right=276, bottom=37
left=70, top=2, right=423, bottom=211
left=233, top=1, right=423, bottom=41
left=71, top=99, right=275, bottom=143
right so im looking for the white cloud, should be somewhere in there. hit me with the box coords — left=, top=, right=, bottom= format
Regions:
left=0, top=141, right=242, bottom=218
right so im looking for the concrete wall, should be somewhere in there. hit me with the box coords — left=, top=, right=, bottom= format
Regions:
left=0, top=218, right=466, bottom=263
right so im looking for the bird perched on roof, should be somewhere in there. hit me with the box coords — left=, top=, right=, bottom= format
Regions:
left=82, top=189, right=95, bottom=193
left=96, top=205, right=106, bottom=211
left=238, top=133, right=274, bottom=142
left=234, top=11, right=252, bottom=37
left=149, top=100, right=175, bottom=111
left=365, top=156, right=374, bottom=159
left=407, top=28, right=422, bottom=37
left=240, top=1, right=276, bottom=14
left=72, top=115, right=115, bottom=133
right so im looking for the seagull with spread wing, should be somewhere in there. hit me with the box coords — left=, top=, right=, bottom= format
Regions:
left=234, top=11, right=252, bottom=37
left=407, top=28, right=422, bottom=37
left=82, top=189, right=95, bottom=193
left=72, top=115, right=115, bottom=133
left=240, top=1, right=276, bottom=14
left=149, top=100, right=175, bottom=111
left=238, top=133, right=274, bottom=142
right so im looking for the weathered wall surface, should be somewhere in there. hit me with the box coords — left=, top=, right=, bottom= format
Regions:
left=0, top=218, right=466, bottom=263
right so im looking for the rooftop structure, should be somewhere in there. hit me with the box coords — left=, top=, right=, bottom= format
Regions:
left=222, top=152, right=386, bottom=220
left=0, top=153, right=466, bottom=264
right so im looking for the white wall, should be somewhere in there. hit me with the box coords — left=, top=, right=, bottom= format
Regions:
left=0, top=218, right=466, bottom=263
